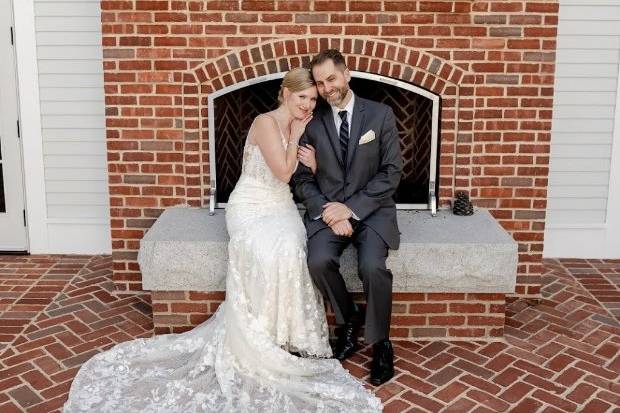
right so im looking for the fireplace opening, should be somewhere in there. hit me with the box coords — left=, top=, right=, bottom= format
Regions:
left=207, top=72, right=440, bottom=214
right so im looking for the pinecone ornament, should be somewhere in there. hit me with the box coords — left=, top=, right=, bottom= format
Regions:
left=453, top=192, right=474, bottom=216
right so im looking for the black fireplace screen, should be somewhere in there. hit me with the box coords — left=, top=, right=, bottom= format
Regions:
left=212, top=78, right=436, bottom=206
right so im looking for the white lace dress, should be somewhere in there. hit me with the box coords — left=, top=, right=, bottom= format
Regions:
left=62, top=125, right=383, bottom=412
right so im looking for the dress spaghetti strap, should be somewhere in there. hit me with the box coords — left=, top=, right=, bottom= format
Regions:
left=263, top=113, right=287, bottom=143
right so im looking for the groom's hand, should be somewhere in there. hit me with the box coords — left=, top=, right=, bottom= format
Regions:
left=329, top=219, right=353, bottom=237
left=321, top=202, right=353, bottom=226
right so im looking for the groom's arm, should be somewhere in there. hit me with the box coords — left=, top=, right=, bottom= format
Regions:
left=345, top=106, right=403, bottom=221
left=292, top=132, right=329, bottom=219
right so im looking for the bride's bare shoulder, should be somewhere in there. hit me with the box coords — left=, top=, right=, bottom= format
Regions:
left=254, top=112, right=274, bottom=123
left=247, top=113, right=277, bottom=145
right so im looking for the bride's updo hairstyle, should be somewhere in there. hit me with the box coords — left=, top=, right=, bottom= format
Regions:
left=277, top=67, right=315, bottom=104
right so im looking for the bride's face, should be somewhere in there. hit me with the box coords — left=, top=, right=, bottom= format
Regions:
left=284, top=86, right=318, bottom=119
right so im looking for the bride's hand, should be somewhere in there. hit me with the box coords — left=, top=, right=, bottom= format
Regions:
left=290, top=114, right=313, bottom=143
left=297, top=144, right=316, bottom=174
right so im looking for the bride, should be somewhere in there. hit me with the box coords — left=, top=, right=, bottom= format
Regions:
left=63, top=68, right=382, bottom=412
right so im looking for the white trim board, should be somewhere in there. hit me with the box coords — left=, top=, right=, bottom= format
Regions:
left=544, top=227, right=619, bottom=258
left=603, top=60, right=620, bottom=255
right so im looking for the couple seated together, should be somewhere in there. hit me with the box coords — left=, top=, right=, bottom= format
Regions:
left=64, top=49, right=403, bottom=412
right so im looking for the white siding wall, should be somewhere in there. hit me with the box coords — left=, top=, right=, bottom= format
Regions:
left=545, top=0, right=620, bottom=258
left=34, top=0, right=110, bottom=253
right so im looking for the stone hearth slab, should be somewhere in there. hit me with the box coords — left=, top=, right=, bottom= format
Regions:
left=138, top=208, right=517, bottom=293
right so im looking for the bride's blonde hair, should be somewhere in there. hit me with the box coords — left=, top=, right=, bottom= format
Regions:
left=278, top=68, right=315, bottom=104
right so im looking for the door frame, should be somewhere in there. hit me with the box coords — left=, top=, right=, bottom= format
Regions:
left=604, top=62, right=620, bottom=256
left=12, top=0, right=48, bottom=253
left=0, top=0, right=28, bottom=251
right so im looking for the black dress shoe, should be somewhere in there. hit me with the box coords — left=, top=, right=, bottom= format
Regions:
left=370, top=340, right=394, bottom=385
left=332, top=319, right=361, bottom=361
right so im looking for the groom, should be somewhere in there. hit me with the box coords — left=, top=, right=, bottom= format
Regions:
left=293, top=49, right=403, bottom=385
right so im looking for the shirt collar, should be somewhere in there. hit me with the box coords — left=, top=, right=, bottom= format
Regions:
left=331, top=92, right=355, bottom=118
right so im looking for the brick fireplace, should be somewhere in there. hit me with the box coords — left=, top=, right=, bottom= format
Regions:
left=102, top=1, right=558, bottom=334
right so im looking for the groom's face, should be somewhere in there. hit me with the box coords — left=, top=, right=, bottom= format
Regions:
left=311, top=59, right=351, bottom=107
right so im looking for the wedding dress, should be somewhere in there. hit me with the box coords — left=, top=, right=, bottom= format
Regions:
left=63, top=116, right=382, bottom=412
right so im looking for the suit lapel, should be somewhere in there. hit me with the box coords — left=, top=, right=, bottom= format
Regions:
left=346, top=97, right=366, bottom=170
left=320, top=105, right=344, bottom=167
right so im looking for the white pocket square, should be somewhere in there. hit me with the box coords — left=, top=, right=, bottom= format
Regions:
left=359, top=130, right=375, bottom=145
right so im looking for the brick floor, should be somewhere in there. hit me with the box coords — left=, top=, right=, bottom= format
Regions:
left=548, top=259, right=620, bottom=321
left=0, top=255, right=92, bottom=353
left=0, top=256, right=618, bottom=412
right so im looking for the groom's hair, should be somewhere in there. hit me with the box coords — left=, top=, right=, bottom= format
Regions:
left=309, top=49, right=347, bottom=71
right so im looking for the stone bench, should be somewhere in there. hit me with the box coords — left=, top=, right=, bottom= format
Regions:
left=138, top=207, right=517, bottom=339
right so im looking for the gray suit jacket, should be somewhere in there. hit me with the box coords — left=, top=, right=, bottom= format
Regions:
left=292, top=96, right=403, bottom=250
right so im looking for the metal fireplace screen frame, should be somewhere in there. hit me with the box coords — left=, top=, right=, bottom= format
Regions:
left=207, top=72, right=440, bottom=215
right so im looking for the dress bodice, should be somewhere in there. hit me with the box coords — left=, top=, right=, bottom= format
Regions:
left=240, top=141, right=289, bottom=190
left=238, top=115, right=292, bottom=191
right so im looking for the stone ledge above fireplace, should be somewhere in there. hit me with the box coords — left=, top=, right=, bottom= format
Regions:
left=138, top=208, right=517, bottom=294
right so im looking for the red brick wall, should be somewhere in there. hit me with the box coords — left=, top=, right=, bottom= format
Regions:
left=152, top=291, right=506, bottom=339
left=101, top=1, right=558, bottom=298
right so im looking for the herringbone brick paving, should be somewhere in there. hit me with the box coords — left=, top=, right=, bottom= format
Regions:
left=0, top=256, right=618, bottom=412
left=0, top=256, right=92, bottom=353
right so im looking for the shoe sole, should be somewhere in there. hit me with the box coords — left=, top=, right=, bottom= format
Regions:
left=370, top=373, right=394, bottom=386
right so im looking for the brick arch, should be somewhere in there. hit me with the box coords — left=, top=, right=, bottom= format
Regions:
left=194, top=37, right=468, bottom=96
left=180, top=37, right=475, bottom=208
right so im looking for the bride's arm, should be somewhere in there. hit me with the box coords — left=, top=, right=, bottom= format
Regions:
left=292, top=133, right=329, bottom=220
left=252, top=115, right=305, bottom=183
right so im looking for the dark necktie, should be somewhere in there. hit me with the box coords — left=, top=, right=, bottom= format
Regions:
left=338, top=110, right=349, bottom=163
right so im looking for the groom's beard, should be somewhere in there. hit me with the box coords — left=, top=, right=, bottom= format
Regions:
left=323, top=85, right=350, bottom=107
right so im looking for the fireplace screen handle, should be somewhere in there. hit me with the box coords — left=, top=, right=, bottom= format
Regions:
left=209, top=179, right=216, bottom=215
left=428, top=181, right=437, bottom=217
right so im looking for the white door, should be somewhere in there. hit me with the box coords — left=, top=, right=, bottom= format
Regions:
left=0, top=0, right=27, bottom=251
